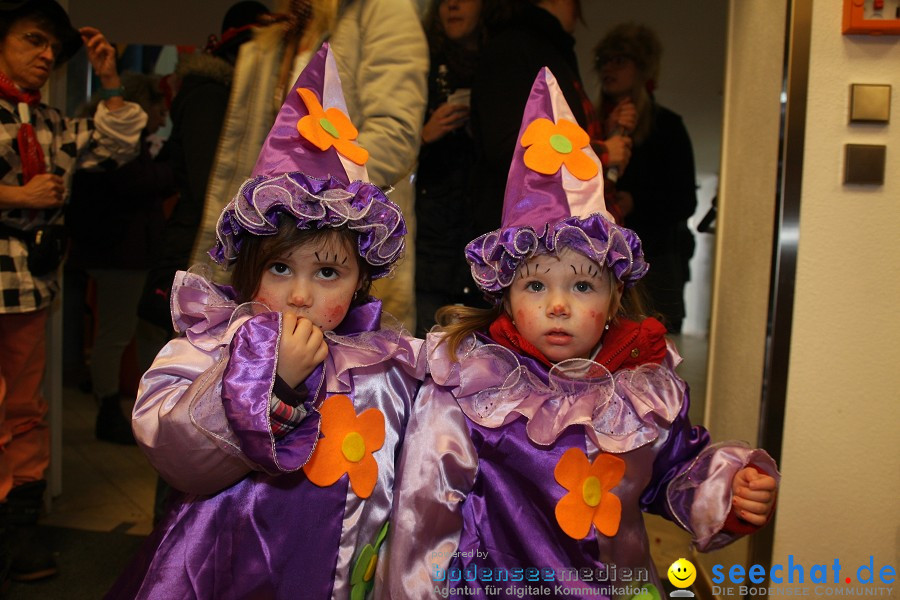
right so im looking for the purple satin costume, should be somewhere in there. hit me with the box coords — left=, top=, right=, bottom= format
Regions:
left=385, top=334, right=779, bottom=599
left=108, top=271, right=423, bottom=600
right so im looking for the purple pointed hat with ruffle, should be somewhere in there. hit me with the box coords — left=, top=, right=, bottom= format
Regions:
left=465, top=67, right=647, bottom=300
left=209, top=43, right=405, bottom=279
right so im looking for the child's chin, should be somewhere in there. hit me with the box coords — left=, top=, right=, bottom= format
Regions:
left=543, top=345, right=594, bottom=363
left=543, top=348, right=577, bottom=363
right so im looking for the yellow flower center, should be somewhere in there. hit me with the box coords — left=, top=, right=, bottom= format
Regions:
left=549, top=133, right=573, bottom=154
left=319, top=117, right=340, bottom=139
left=582, top=476, right=602, bottom=507
left=341, top=431, right=366, bottom=462
left=364, top=554, right=378, bottom=582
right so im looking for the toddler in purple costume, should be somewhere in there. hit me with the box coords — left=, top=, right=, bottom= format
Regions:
left=107, top=45, right=421, bottom=600
left=385, top=68, right=779, bottom=600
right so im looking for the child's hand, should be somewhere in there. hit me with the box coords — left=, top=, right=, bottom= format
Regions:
left=276, top=314, right=328, bottom=388
left=731, top=467, right=777, bottom=526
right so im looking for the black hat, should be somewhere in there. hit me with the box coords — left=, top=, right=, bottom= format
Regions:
left=209, top=1, right=268, bottom=59
left=0, top=0, right=83, bottom=64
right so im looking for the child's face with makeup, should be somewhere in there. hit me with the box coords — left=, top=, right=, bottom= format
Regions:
left=507, top=248, right=618, bottom=362
left=253, top=234, right=361, bottom=332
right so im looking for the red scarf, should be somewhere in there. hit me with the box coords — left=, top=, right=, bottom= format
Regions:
left=0, top=71, right=46, bottom=184
left=489, top=313, right=554, bottom=367
left=572, top=79, right=601, bottom=141
left=488, top=312, right=668, bottom=372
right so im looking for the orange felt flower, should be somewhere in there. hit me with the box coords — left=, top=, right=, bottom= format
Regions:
left=520, top=117, right=598, bottom=181
left=302, top=394, right=385, bottom=498
left=296, top=87, right=369, bottom=165
left=554, top=448, right=624, bottom=539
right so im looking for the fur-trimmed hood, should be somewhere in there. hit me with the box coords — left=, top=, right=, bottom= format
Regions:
left=175, top=52, right=235, bottom=88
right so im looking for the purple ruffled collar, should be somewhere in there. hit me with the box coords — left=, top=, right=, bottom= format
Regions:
left=465, top=213, right=649, bottom=301
left=425, top=331, right=684, bottom=453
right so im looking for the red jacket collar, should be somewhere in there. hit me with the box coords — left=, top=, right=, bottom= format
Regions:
left=488, top=313, right=668, bottom=371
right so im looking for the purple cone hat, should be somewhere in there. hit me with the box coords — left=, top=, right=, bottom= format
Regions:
left=210, top=43, right=405, bottom=279
left=465, top=67, right=648, bottom=301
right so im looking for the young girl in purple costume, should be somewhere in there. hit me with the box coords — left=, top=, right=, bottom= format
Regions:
left=386, top=67, right=779, bottom=600
left=107, top=45, right=421, bottom=600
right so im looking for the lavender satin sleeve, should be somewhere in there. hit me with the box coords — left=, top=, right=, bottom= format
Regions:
left=133, top=310, right=321, bottom=495
left=132, top=332, right=256, bottom=495
left=667, top=441, right=780, bottom=552
left=221, top=312, right=320, bottom=473
left=639, top=392, right=710, bottom=519
left=381, top=379, right=478, bottom=599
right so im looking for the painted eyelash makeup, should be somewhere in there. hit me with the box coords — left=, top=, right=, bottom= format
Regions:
left=570, top=263, right=600, bottom=278
left=518, top=262, right=551, bottom=280
left=313, top=251, right=349, bottom=265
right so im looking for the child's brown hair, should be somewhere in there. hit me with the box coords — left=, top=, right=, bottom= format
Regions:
left=230, top=214, right=372, bottom=304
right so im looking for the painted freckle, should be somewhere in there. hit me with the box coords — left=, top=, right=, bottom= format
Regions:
left=515, top=308, right=527, bottom=325
left=329, top=304, right=346, bottom=321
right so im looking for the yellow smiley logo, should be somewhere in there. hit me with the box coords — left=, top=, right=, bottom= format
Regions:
left=667, top=557, right=697, bottom=589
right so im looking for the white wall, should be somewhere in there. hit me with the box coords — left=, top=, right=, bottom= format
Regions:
left=705, top=0, right=900, bottom=594
left=69, top=0, right=430, bottom=46
left=69, top=1, right=274, bottom=47
left=771, top=0, right=900, bottom=586
left=701, top=0, right=787, bottom=580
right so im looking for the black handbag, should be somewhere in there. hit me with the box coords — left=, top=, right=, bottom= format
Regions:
left=0, top=222, right=68, bottom=276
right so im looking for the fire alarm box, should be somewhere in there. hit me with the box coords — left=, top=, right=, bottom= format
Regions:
left=843, top=0, right=900, bottom=34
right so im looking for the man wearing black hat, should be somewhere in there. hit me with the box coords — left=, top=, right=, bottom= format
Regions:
left=0, top=0, right=146, bottom=583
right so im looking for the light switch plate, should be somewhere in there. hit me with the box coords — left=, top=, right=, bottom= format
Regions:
left=844, top=144, right=886, bottom=185
left=850, top=84, right=891, bottom=123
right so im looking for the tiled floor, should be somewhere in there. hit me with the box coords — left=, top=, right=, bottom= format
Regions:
left=670, top=332, right=710, bottom=426
left=44, top=389, right=155, bottom=536
left=39, top=333, right=710, bottom=591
